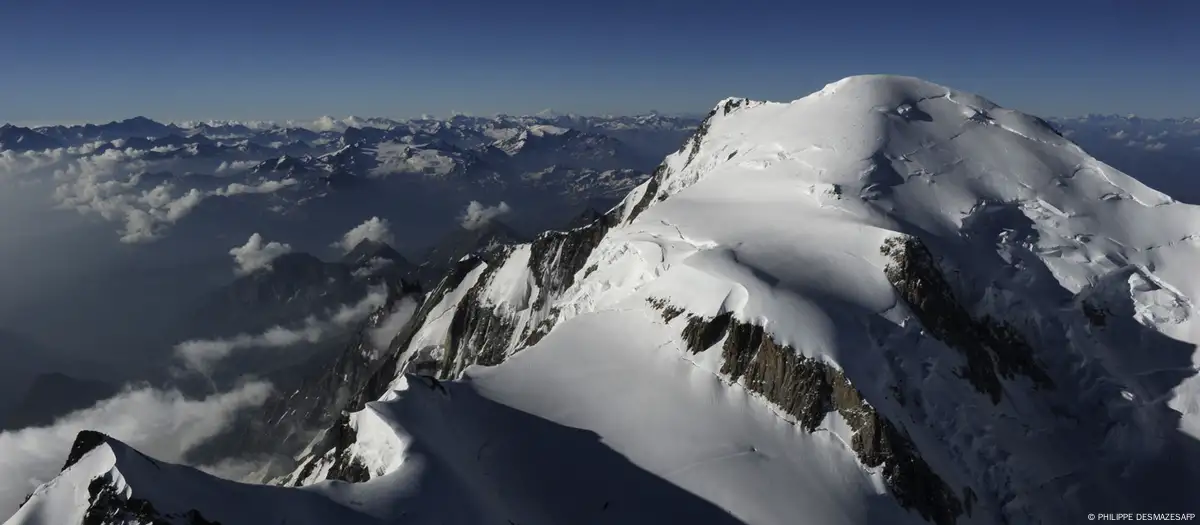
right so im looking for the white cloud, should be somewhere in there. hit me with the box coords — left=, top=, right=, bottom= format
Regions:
left=459, top=200, right=511, bottom=230
left=0, top=147, right=300, bottom=243
left=214, top=160, right=259, bottom=174
left=309, top=116, right=343, bottom=132
left=175, top=289, right=387, bottom=373
left=1109, top=129, right=1128, bottom=140
left=229, top=233, right=293, bottom=276
left=369, top=296, right=419, bottom=352
left=175, top=323, right=323, bottom=374
left=336, top=216, right=394, bottom=253
left=213, top=179, right=297, bottom=196
left=0, top=149, right=69, bottom=178
left=331, top=290, right=388, bottom=326
left=1144, top=142, right=1167, bottom=151
left=351, top=257, right=395, bottom=278
left=0, top=381, right=271, bottom=515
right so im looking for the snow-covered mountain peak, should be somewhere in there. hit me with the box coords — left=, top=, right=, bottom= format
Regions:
left=11, top=75, right=1200, bottom=525
left=310, top=74, right=1197, bottom=523
left=9, top=431, right=375, bottom=525
left=630, top=75, right=1178, bottom=232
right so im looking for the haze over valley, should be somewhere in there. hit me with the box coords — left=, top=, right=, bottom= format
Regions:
left=1, top=1, right=1198, bottom=524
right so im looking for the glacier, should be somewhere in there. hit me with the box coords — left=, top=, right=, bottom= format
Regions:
left=9, top=75, right=1200, bottom=525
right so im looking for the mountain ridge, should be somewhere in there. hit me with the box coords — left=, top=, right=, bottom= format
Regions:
left=9, top=75, right=1200, bottom=525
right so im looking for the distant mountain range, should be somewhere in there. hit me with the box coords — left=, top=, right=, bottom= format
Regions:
left=0, top=113, right=702, bottom=251
left=1049, top=114, right=1200, bottom=204
left=11, top=76, right=1200, bottom=525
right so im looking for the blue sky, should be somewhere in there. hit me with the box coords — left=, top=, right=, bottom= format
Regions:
left=0, top=0, right=1195, bottom=123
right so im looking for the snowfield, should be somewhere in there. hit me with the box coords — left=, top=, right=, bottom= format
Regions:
left=10, top=75, right=1200, bottom=525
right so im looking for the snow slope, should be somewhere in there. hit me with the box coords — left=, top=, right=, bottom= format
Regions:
left=11, top=75, right=1200, bottom=525
left=285, top=312, right=921, bottom=524
left=8, top=431, right=377, bottom=525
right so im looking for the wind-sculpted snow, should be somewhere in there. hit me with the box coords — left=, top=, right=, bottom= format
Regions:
left=13, top=76, right=1200, bottom=525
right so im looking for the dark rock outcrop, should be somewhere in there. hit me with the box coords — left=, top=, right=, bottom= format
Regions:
left=652, top=299, right=964, bottom=525
left=442, top=253, right=520, bottom=376
left=683, top=107, right=718, bottom=169
left=625, top=101, right=741, bottom=225
left=527, top=211, right=617, bottom=310
left=296, top=416, right=371, bottom=484
left=280, top=257, right=488, bottom=484
left=646, top=297, right=685, bottom=323
left=881, top=235, right=1053, bottom=403
left=62, top=430, right=110, bottom=472
left=83, top=472, right=219, bottom=525
left=54, top=432, right=223, bottom=525
left=350, top=256, right=487, bottom=412
left=625, top=164, right=665, bottom=224
left=287, top=208, right=626, bottom=482
left=184, top=277, right=421, bottom=471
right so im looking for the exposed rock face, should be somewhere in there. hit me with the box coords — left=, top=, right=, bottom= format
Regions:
left=681, top=312, right=732, bottom=355
left=278, top=257, right=487, bottom=484
left=682, top=107, right=718, bottom=169
left=624, top=107, right=718, bottom=225
left=83, top=473, right=219, bottom=525
left=55, top=432, right=223, bottom=525
left=881, top=235, right=1053, bottom=403
left=290, top=416, right=370, bottom=485
left=278, top=207, right=1006, bottom=525
left=443, top=256, right=519, bottom=375
left=348, top=256, right=486, bottom=414
left=261, top=279, right=421, bottom=446
left=439, top=209, right=620, bottom=377
left=527, top=211, right=617, bottom=310
left=183, top=278, right=422, bottom=471
left=645, top=297, right=685, bottom=323
left=62, top=430, right=109, bottom=472
left=625, top=164, right=664, bottom=224
left=649, top=297, right=964, bottom=525
left=284, top=209, right=630, bottom=484
left=625, top=100, right=756, bottom=226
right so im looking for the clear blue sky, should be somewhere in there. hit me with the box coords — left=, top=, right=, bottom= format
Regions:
left=0, top=0, right=1195, bottom=123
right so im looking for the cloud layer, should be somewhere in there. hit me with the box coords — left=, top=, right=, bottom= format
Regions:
left=460, top=200, right=511, bottom=230
left=0, top=381, right=271, bottom=516
left=1, top=146, right=298, bottom=243
left=336, top=216, right=394, bottom=253
left=229, top=233, right=293, bottom=275
left=175, top=289, right=388, bottom=373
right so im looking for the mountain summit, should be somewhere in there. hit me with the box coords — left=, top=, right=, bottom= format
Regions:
left=11, top=75, right=1200, bottom=525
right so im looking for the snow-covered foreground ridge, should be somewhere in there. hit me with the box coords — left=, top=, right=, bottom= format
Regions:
left=12, top=75, right=1200, bottom=525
